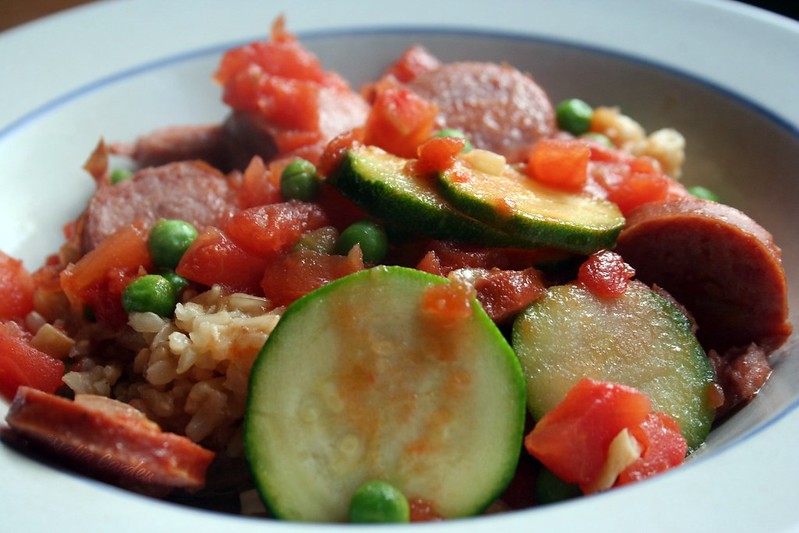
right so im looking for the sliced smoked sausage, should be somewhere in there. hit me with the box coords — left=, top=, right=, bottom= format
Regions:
left=81, top=161, right=237, bottom=252
left=4, top=387, right=215, bottom=495
left=116, top=124, right=231, bottom=171
left=408, top=62, right=555, bottom=163
left=615, top=196, right=792, bottom=352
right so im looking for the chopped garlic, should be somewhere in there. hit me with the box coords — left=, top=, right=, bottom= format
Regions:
left=633, top=128, right=686, bottom=179
left=30, top=323, right=74, bottom=360
left=586, top=428, right=643, bottom=493
left=590, top=106, right=646, bottom=150
left=461, top=148, right=507, bottom=176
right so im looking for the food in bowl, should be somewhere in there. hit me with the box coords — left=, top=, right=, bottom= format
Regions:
left=0, top=16, right=791, bottom=523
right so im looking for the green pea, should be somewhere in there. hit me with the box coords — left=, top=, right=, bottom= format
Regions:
left=335, top=221, right=388, bottom=265
left=148, top=219, right=199, bottom=270
left=434, top=128, right=473, bottom=152
left=280, top=158, right=321, bottom=201
left=110, top=168, right=133, bottom=185
left=158, top=269, right=190, bottom=296
left=122, top=275, right=178, bottom=317
left=535, top=466, right=581, bottom=505
left=556, top=98, right=593, bottom=135
left=687, top=185, right=721, bottom=203
left=348, top=480, right=410, bottom=523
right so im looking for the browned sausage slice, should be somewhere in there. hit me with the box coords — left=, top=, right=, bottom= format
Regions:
left=81, top=161, right=237, bottom=252
left=615, top=196, right=792, bottom=352
left=408, top=62, right=555, bottom=163
left=114, top=124, right=230, bottom=170
left=4, top=386, right=215, bottom=495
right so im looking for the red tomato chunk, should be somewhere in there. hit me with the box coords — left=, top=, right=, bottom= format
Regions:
left=260, top=248, right=364, bottom=307
left=616, top=412, right=687, bottom=486
left=225, top=201, right=329, bottom=257
left=526, top=138, right=590, bottom=192
left=60, top=224, right=151, bottom=325
left=0, top=251, right=35, bottom=322
left=525, top=378, right=687, bottom=494
left=414, top=136, right=467, bottom=175
left=382, top=45, right=441, bottom=84
left=420, top=280, right=475, bottom=328
left=177, top=227, right=269, bottom=295
left=578, top=250, right=636, bottom=298
left=363, top=87, right=438, bottom=159
left=0, top=322, right=64, bottom=401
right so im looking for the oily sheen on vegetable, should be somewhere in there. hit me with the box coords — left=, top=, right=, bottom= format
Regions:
left=0, top=15, right=791, bottom=525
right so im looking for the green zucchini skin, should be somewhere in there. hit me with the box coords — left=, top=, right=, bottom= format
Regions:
left=512, top=281, right=717, bottom=451
left=437, top=163, right=625, bottom=255
left=330, top=146, right=541, bottom=248
left=245, top=266, right=526, bottom=522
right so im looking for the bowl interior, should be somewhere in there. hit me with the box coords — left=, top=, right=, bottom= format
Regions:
left=0, top=27, right=797, bottom=509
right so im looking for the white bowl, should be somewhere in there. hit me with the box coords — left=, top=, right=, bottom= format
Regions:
left=1, top=1, right=797, bottom=531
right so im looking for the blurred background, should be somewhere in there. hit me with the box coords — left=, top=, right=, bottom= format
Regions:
left=0, top=0, right=796, bottom=32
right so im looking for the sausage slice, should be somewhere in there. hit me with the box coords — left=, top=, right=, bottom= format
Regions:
left=115, top=124, right=231, bottom=171
left=408, top=62, right=555, bottom=162
left=3, top=387, right=215, bottom=495
left=615, top=197, right=792, bottom=352
left=81, top=161, right=237, bottom=252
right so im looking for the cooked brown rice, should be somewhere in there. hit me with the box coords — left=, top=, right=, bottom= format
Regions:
left=61, top=285, right=282, bottom=455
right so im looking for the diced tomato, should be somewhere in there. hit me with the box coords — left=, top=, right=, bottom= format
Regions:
left=526, top=138, right=590, bottom=192
left=363, top=87, right=438, bottom=158
left=215, top=19, right=329, bottom=90
left=215, top=17, right=353, bottom=160
left=589, top=155, right=672, bottom=214
left=176, top=227, right=269, bottom=295
left=474, top=268, right=545, bottom=324
left=83, top=267, right=144, bottom=325
left=260, top=248, right=364, bottom=306
left=524, top=378, right=651, bottom=493
left=0, top=250, right=35, bottom=321
left=604, top=173, right=670, bottom=215
left=414, top=136, right=466, bottom=174
left=415, top=250, right=444, bottom=276
left=233, top=156, right=283, bottom=208
left=616, top=412, right=687, bottom=486
left=225, top=201, right=329, bottom=258
left=318, top=127, right=364, bottom=177
left=258, top=77, right=321, bottom=132
left=60, top=225, right=151, bottom=323
left=32, top=257, right=63, bottom=293
left=578, top=250, right=636, bottom=298
left=420, top=279, right=476, bottom=329
left=82, top=138, right=110, bottom=184
left=315, top=183, right=368, bottom=231
left=384, top=45, right=441, bottom=84
left=273, top=129, right=324, bottom=155
left=418, top=241, right=562, bottom=275
left=0, top=321, right=64, bottom=400
left=587, top=141, right=625, bottom=163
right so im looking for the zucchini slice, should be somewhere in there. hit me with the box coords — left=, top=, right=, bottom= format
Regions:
left=245, top=266, right=526, bottom=521
left=331, top=145, right=531, bottom=247
left=438, top=161, right=624, bottom=254
left=512, top=281, right=716, bottom=451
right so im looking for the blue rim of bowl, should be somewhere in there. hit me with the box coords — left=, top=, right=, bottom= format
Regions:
left=2, top=26, right=799, bottom=141
left=1, top=25, right=797, bottom=517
